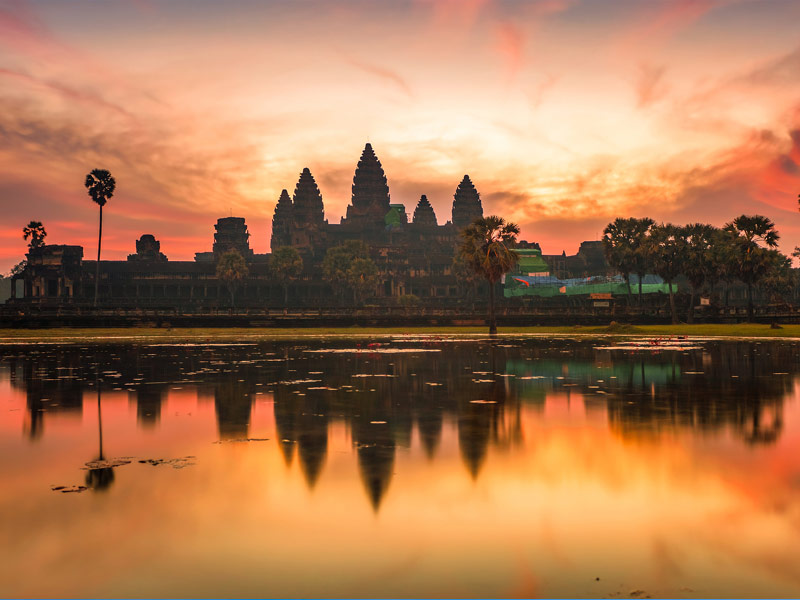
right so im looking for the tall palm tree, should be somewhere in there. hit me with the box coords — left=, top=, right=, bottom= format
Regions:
left=644, top=223, right=687, bottom=324
left=459, top=216, right=520, bottom=335
left=682, top=223, right=717, bottom=323
left=84, top=169, right=116, bottom=307
left=602, top=217, right=654, bottom=304
left=22, top=221, right=47, bottom=249
left=724, top=214, right=779, bottom=321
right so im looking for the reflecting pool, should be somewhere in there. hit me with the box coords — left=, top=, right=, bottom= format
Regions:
left=1, top=336, right=799, bottom=598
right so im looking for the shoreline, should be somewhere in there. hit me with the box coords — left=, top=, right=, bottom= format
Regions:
left=2, top=323, right=800, bottom=342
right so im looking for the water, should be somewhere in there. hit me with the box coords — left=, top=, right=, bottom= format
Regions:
left=1, top=336, right=799, bottom=598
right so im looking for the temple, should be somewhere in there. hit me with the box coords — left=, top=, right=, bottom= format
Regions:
left=6, top=143, right=611, bottom=308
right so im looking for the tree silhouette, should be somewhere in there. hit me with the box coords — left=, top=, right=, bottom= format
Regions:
left=216, top=249, right=249, bottom=308
left=347, top=257, right=379, bottom=304
left=322, top=240, right=374, bottom=305
left=602, top=217, right=654, bottom=303
left=459, top=216, right=520, bottom=335
left=22, top=221, right=46, bottom=250
left=724, top=215, right=779, bottom=321
left=270, top=246, right=303, bottom=307
left=84, top=169, right=116, bottom=307
left=644, top=223, right=687, bottom=324
left=682, top=223, right=717, bottom=322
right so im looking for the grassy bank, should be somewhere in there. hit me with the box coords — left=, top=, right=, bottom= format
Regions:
left=1, top=323, right=800, bottom=342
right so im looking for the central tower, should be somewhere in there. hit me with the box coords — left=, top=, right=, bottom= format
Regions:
left=343, top=143, right=391, bottom=227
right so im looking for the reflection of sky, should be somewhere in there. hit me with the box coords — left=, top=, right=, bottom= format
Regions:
left=3, top=1, right=800, bottom=271
left=1, top=372, right=799, bottom=596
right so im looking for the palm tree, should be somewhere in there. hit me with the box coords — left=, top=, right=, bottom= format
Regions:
left=270, top=246, right=303, bottom=306
left=682, top=223, right=716, bottom=323
left=22, top=221, right=47, bottom=250
left=644, top=223, right=687, bottom=324
left=84, top=169, right=116, bottom=307
left=724, top=215, right=779, bottom=321
left=602, top=217, right=654, bottom=304
left=216, top=249, right=249, bottom=308
left=459, top=216, right=520, bottom=335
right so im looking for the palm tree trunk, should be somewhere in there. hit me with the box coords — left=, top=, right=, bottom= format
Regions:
left=638, top=274, right=643, bottom=306
left=747, top=282, right=754, bottom=322
left=668, top=281, right=677, bottom=324
left=94, top=204, right=103, bottom=307
left=687, top=287, right=695, bottom=324
left=488, top=280, right=497, bottom=335
left=284, top=283, right=288, bottom=307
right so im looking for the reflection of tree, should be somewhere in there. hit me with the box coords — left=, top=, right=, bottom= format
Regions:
left=599, top=342, right=792, bottom=445
left=86, top=366, right=114, bottom=492
left=8, top=352, right=84, bottom=440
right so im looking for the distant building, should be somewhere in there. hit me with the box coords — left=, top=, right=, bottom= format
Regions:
left=7, top=142, right=610, bottom=307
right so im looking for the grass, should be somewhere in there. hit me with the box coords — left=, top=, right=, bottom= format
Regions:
left=1, top=323, right=800, bottom=342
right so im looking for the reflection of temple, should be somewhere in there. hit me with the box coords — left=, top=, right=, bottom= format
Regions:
left=7, top=142, right=610, bottom=308
left=5, top=340, right=794, bottom=509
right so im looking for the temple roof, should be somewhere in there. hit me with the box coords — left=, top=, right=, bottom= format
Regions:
left=412, top=194, right=438, bottom=227
left=292, top=168, right=324, bottom=226
left=346, top=143, right=391, bottom=225
left=451, top=175, right=483, bottom=229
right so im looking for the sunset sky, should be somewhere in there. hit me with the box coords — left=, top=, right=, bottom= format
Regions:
left=2, top=0, right=800, bottom=272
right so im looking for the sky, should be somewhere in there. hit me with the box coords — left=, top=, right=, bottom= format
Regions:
left=1, top=0, right=800, bottom=272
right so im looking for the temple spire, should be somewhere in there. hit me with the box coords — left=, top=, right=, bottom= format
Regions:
left=344, top=143, right=391, bottom=227
left=270, top=189, right=293, bottom=251
left=451, top=174, right=483, bottom=229
left=412, top=195, right=437, bottom=227
left=292, top=168, right=324, bottom=226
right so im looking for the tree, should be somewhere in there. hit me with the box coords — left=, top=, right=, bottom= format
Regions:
left=682, top=223, right=716, bottom=323
left=459, top=216, right=520, bottom=335
left=22, top=221, right=46, bottom=250
left=322, top=240, right=376, bottom=305
left=724, top=215, right=780, bottom=321
left=451, top=251, right=482, bottom=310
left=216, top=249, right=249, bottom=308
left=759, top=250, right=793, bottom=304
left=8, top=260, right=26, bottom=278
left=85, top=169, right=116, bottom=307
left=347, top=257, right=379, bottom=304
left=270, top=246, right=303, bottom=306
left=602, top=217, right=654, bottom=304
left=644, top=223, right=686, bottom=324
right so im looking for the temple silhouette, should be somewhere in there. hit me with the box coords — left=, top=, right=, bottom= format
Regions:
left=7, top=143, right=608, bottom=308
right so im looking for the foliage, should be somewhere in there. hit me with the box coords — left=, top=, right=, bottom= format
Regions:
left=84, top=169, right=116, bottom=207
left=602, top=217, right=654, bottom=299
left=347, top=257, right=379, bottom=304
left=322, top=240, right=377, bottom=304
left=85, top=168, right=116, bottom=307
left=459, top=215, right=520, bottom=334
left=8, top=260, right=27, bottom=278
left=270, top=247, right=304, bottom=283
left=643, top=223, right=687, bottom=324
left=216, top=249, right=249, bottom=307
left=758, top=249, right=794, bottom=303
left=397, top=294, right=421, bottom=308
left=270, top=246, right=303, bottom=305
left=459, top=216, right=520, bottom=285
left=22, top=221, right=47, bottom=250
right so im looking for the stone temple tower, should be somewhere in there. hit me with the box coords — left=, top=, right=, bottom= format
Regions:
left=270, top=189, right=293, bottom=251
left=451, top=175, right=483, bottom=229
left=344, top=143, right=391, bottom=227
left=412, top=195, right=438, bottom=227
left=290, top=167, right=326, bottom=251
